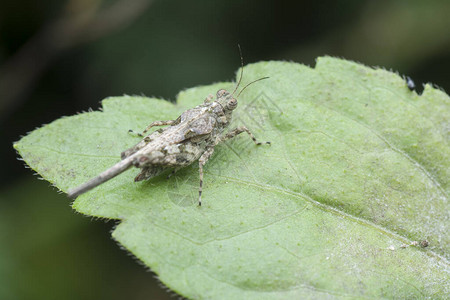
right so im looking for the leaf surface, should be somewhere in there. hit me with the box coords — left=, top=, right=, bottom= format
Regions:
left=15, top=57, right=450, bottom=299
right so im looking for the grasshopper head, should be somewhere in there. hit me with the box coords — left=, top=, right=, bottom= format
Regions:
left=216, top=89, right=238, bottom=112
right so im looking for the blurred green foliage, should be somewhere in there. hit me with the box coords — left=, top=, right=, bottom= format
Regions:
left=0, top=178, right=170, bottom=300
left=1, top=0, right=449, bottom=299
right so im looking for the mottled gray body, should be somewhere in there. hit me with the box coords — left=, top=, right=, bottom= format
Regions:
left=67, top=86, right=269, bottom=205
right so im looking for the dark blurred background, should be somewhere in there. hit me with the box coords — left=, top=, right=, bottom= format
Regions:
left=1, top=0, right=449, bottom=299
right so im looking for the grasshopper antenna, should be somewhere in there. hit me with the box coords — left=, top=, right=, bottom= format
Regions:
left=231, top=44, right=244, bottom=96
left=237, top=76, right=269, bottom=98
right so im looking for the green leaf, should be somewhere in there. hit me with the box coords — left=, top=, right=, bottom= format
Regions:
left=14, top=57, right=449, bottom=298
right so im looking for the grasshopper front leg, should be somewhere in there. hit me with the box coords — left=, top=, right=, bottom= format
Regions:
left=204, top=94, right=214, bottom=104
left=128, top=118, right=180, bottom=137
left=142, top=119, right=179, bottom=135
left=220, top=126, right=271, bottom=145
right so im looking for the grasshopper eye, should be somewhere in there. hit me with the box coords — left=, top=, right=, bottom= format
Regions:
left=216, top=89, right=228, bottom=98
left=227, top=98, right=237, bottom=110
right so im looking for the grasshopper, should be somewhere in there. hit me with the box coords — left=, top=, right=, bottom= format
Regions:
left=68, top=48, right=270, bottom=205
